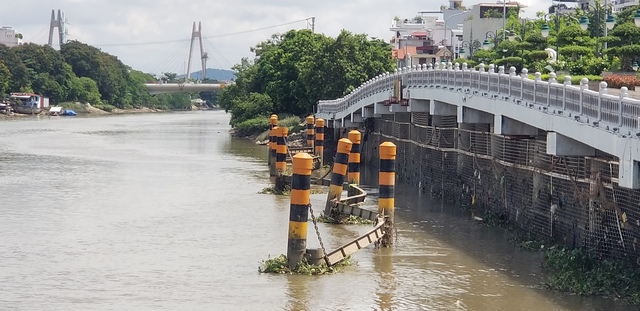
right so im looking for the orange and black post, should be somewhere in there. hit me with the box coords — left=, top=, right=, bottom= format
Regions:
left=324, top=138, right=353, bottom=216
left=315, top=118, right=325, bottom=166
left=347, top=130, right=362, bottom=185
left=378, top=142, right=396, bottom=247
left=276, top=127, right=288, bottom=174
left=306, top=115, right=315, bottom=148
left=269, top=126, right=279, bottom=176
left=287, top=153, right=313, bottom=268
left=268, top=114, right=278, bottom=166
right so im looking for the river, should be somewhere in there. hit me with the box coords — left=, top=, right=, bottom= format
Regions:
left=0, top=111, right=634, bottom=310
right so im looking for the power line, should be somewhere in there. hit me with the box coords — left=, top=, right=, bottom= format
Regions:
left=91, top=18, right=313, bottom=47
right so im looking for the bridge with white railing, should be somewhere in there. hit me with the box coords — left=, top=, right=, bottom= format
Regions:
left=316, top=62, right=640, bottom=189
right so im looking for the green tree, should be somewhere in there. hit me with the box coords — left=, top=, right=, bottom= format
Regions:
left=229, top=92, right=274, bottom=127
left=606, top=6, right=640, bottom=71
left=0, top=44, right=30, bottom=91
left=62, top=41, right=129, bottom=106
left=0, top=60, right=10, bottom=95
left=223, top=29, right=393, bottom=128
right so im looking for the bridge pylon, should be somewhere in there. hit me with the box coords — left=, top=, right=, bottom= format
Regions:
left=186, top=21, right=206, bottom=82
left=48, top=9, right=67, bottom=47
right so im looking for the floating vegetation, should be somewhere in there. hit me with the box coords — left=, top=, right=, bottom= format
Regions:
left=317, top=214, right=374, bottom=225
left=508, top=229, right=552, bottom=251
left=258, top=254, right=356, bottom=275
left=479, top=210, right=509, bottom=227
left=543, top=247, right=640, bottom=304
left=310, top=187, right=326, bottom=194
left=259, top=186, right=290, bottom=195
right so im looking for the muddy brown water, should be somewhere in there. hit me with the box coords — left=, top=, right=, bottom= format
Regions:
left=0, top=111, right=634, bottom=310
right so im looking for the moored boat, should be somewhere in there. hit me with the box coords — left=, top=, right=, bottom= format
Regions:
left=9, top=93, right=49, bottom=115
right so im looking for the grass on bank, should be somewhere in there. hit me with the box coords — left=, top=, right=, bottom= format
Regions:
left=259, top=254, right=356, bottom=275
left=544, top=247, right=640, bottom=304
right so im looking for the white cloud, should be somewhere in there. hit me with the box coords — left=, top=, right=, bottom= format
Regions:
left=4, top=0, right=551, bottom=75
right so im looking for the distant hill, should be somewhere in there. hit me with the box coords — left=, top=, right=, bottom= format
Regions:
left=177, top=68, right=236, bottom=81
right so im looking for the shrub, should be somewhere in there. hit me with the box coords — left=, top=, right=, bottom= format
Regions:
left=603, top=75, right=640, bottom=90
left=233, top=117, right=270, bottom=137
left=528, top=74, right=602, bottom=85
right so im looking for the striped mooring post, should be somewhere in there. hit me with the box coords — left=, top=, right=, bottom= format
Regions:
left=314, top=118, right=325, bottom=167
left=269, top=126, right=279, bottom=177
left=323, top=138, right=352, bottom=216
left=287, top=153, right=313, bottom=268
left=268, top=114, right=278, bottom=166
left=347, top=130, right=362, bottom=196
left=347, top=130, right=361, bottom=185
left=378, top=142, right=396, bottom=247
left=306, top=115, right=315, bottom=148
left=276, top=127, right=288, bottom=174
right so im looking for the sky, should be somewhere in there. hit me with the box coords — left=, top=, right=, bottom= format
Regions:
left=4, top=0, right=550, bottom=76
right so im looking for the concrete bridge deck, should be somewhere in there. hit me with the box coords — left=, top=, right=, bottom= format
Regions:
left=316, top=63, right=640, bottom=189
left=144, top=83, right=226, bottom=95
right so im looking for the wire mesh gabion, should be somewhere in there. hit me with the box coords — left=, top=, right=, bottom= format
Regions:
left=360, top=113, right=640, bottom=264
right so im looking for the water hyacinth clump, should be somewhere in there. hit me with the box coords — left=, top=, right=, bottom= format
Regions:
left=258, top=254, right=356, bottom=275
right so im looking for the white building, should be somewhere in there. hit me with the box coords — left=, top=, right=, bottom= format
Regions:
left=0, top=26, right=22, bottom=47
left=390, top=2, right=468, bottom=67
left=612, top=0, right=638, bottom=13
left=462, top=2, right=520, bottom=57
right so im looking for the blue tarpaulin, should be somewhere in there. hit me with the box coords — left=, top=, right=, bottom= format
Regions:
left=62, top=109, right=77, bottom=116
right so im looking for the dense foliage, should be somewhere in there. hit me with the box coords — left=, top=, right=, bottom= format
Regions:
left=0, top=40, right=194, bottom=109
left=219, top=29, right=395, bottom=133
left=463, top=5, right=640, bottom=77
left=544, top=247, right=640, bottom=304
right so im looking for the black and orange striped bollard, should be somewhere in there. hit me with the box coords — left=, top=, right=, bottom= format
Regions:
left=287, top=153, right=313, bottom=268
left=378, top=142, right=396, bottom=247
left=347, top=130, right=362, bottom=196
left=323, top=138, right=352, bottom=216
left=314, top=118, right=325, bottom=166
left=276, top=127, right=288, bottom=174
left=347, top=130, right=361, bottom=185
left=269, top=126, right=279, bottom=177
left=306, top=115, right=315, bottom=148
left=268, top=114, right=278, bottom=166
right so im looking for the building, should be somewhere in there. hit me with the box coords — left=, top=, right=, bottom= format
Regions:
left=462, top=2, right=520, bottom=57
left=611, top=0, right=638, bottom=13
left=0, top=26, right=22, bottom=47
left=391, top=1, right=467, bottom=67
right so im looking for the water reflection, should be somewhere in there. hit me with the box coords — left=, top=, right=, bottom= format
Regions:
left=374, top=248, right=395, bottom=311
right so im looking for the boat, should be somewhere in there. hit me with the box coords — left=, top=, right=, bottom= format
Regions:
left=9, top=93, right=50, bottom=114
left=61, top=109, right=77, bottom=116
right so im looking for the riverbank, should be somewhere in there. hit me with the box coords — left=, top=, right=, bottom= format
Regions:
left=0, top=103, right=216, bottom=120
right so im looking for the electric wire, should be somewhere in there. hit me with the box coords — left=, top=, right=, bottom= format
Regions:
left=90, top=18, right=312, bottom=47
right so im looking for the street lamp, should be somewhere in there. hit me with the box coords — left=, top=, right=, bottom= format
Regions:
left=442, top=10, right=468, bottom=46
left=633, top=61, right=639, bottom=72
left=458, top=39, right=481, bottom=58
left=482, top=31, right=498, bottom=50
left=541, top=11, right=588, bottom=58
left=577, top=1, right=615, bottom=56
left=634, top=9, right=640, bottom=27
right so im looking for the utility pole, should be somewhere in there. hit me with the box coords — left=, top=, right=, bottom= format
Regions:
left=309, top=17, right=315, bottom=33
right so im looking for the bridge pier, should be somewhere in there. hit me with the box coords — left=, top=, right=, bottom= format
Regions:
left=494, top=115, right=538, bottom=136
left=546, top=132, right=595, bottom=156
left=458, top=107, right=493, bottom=124
left=407, top=99, right=429, bottom=112
left=620, top=157, right=640, bottom=189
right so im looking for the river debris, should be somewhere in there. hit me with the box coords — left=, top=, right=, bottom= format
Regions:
left=317, top=214, right=374, bottom=225
left=258, top=254, right=356, bottom=275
